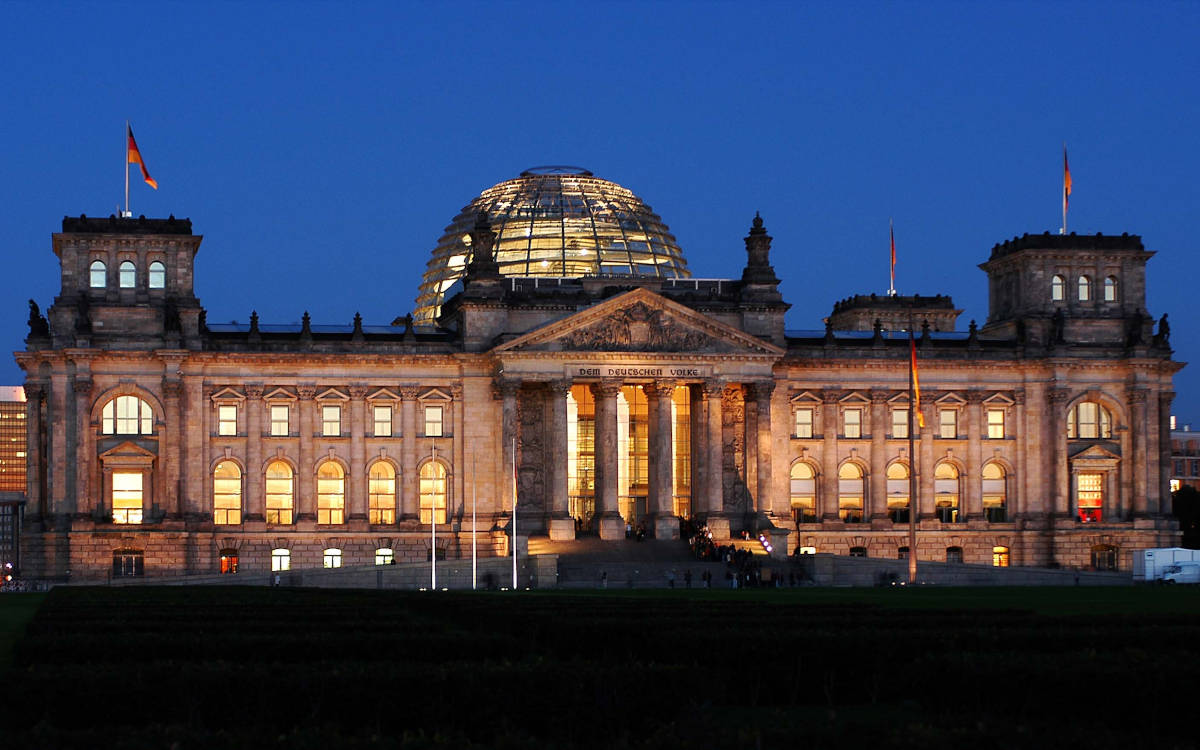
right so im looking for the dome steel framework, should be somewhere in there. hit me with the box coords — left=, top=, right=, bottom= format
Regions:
left=413, top=167, right=690, bottom=323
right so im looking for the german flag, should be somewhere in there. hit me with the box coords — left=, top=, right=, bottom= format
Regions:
left=127, top=125, right=158, bottom=190
left=1062, top=144, right=1071, bottom=216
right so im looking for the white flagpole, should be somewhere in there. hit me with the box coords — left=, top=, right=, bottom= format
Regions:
left=124, top=121, right=130, bottom=218
left=471, top=452, right=477, bottom=591
left=431, top=445, right=437, bottom=590
left=511, top=437, right=518, bottom=590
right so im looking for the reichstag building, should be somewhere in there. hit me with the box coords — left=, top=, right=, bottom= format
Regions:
left=16, top=167, right=1181, bottom=580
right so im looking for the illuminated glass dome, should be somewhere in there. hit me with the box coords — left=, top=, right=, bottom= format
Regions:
left=414, top=166, right=690, bottom=323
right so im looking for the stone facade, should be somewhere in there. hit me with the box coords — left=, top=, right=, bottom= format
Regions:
left=16, top=208, right=1182, bottom=581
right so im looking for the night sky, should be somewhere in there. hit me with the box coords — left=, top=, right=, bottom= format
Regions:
left=3, top=3, right=1198, bottom=419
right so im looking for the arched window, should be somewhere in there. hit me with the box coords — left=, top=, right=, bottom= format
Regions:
left=271, top=548, right=290, bottom=572
left=837, top=463, right=864, bottom=523
left=1077, top=275, right=1091, bottom=301
left=935, top=463, right=960, bottom=523
left=982, top=462, right=1008, bottom=522
left=323, top=548, right=342, bottom=568
left=90, top=260, right=107, bottom=288
left=1051, top=274, right=1065, bottom=301
left=148, top=261, right=165, bottom=289
left=1091, top=544, right=1118, bottom=571
left=992, top=546, right=1010, bottom=567
left=368, top=462, right=396, bottom=524
left=1104, top=275, right=1118, bottom=302
left=789, top=462, right=817, bottom=523
left=101, top=395, right=153, bottom=435
left=119, top=260, right=136, bottom=289
left=946, top=546, right=964, bottom=564
left=419, top=461, right=447, bottom=524
left=886, top=462, right=909, bottom=522
left=219, top=549, right=239, bottom=574
left=212, top=460, right=242, bottom=525
left=316, top=461, right=345, bottom=525
left=265, top=461, right=293, bottom=525
left=1067, top=401, right=1112, bottom=439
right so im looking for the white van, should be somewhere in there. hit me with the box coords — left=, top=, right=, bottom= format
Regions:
left=1162, top=562, right=1200, bottom=584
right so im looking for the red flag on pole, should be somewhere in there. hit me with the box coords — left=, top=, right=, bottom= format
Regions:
left=127, top=125, right=158, bottom=190
left=1062, top=144, right=1071, bottom=231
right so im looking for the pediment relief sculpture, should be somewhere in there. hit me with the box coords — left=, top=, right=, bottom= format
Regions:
left=560, top=302, right=721, bottom=353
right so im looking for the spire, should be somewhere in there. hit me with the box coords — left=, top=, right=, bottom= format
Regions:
left=740, top=211, right=781, bottom=300
left=465, top=211, right=500, bottom=279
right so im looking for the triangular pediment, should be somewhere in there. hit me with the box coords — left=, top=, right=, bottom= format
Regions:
left=494, top=288, right=784, bottom=356
left=210, top=387, right=244, bottom=403
left=983, top=392, right=1015, bottom=406
left=935, top=392, right=967, bottom=406
left=790, top=390, right=821, bottom=405
left=316, top=388, right=349, bottom=402
left=420, top=388, right=452, bottom=402
left=367, top=387, right=400, bottom=402
left=99, top=441, right=157, bottom=460
left=1070, top=443, right=1121, bottom=461
left=840, top=391, right=871, bottom=405
left=264, top=387, right=296, bottom=402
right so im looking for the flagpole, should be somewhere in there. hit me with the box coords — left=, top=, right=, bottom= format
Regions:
left=431, top=445, right=437, bottom=590
left=124, top=121, right=130, bottom=218
left=471, top=452, right=477, bottom=591
left=888, top=218, right=896, bottom=297
left=907, top=326, right=919, bottom=585
left=511, top=437, right=518, bottom=590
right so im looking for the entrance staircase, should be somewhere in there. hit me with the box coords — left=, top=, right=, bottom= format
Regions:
left=527, top=536, right=740, bottom=589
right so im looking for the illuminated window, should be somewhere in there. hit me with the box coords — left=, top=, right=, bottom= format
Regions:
left=271, top=548, right=290, bottom=572
left=375, top=547, right=394, bottom=565
left=112, top=549, right=144, bottom=577
left=270, top=405, right=290, bottom=436
left=671, top=386, right=691, bottom=518
left=946, top=546, right=964, bottom=564
left=316, top=461, right=345, bottom=524
left=148, top=261, right=165, bottom=289
left=217, top=404, right=237, bottom=436
left=219, top=550, right=239, bottom=574
left=212, top=460, right=242, bottom=525
left=322, top=405, right=341, bottom=437
left=368, top=462, right=396, bottom=524
left=789, top=462, right=817, bottom=523
left=1067, top=401, right=1112, bottom=439
left=1078, top=275, right=1091, bottom=301
left=982, top=462, right=1007, bottom=522
left=1077, top=472, right=1103, bottom=522
left=419, top=460, right=447, bottom=524
left=265, top=460, right=293, bottom=525
left=373, top=405, right=393, bottom=437
left=886, top=462, right=909, bottom=522
left=843, top=408, right=862, bottom=439
left=1104, top=276, right=1118, bottom=302
left=323, top=548, right=342, bottom=568
left=111, top=471, right=143, bottom=524
left=794, top=408, right=813, bottom=438
left=1171, top=479, right=1182, bottom=493
left=987, top=409, right=1005, bottom=439
left=102, top=395, right=153, bottom=435
left=891, top=408, right=909, bottom=439
left=1051, top=274, right=1065, bottom=301
left=837, top=463, right=864, bottom=523
left=90, top=260, right=106, bottom=288
left=119, top=260, right=136, bottom=288
left=935, top=462, right=960, bottom=523
left=424, top=405, right=443, bottom=437
left=992, top=546, right=1010, bottom=567
left=939, top=409, right=958, bottom=439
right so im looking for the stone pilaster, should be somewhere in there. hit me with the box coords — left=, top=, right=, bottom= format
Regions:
left=22, top=382, right=45, bottom=519
left=821, top=390, right=839, bottom=521
left=399, top=385, right=420, bottom=520
left=72, top=375, right=92, bottom=518
left=547, top=379, right=574, bottom=541
left=160, top=378, right=182, bottom=519
left=1157, top=390, right=1175, bottom=516
left=1048, top=387, right=1070, bottom=518
left=347, top=385, right=369, bottom=524
left=244, top=385, right=264, bottom=522
left=182, top=376, right=204, bottom=518
left=296, top=385, right=316, bottom=523
left=919, top=399, right=935, bottom=519
left=645, top=380, right=679, bottom=539
left=965, top=391, right=984, bottom=522
left=591, top=380, right=625, bottom=540
left=868, top=390, right=887, bottom=521
left=1129, top=388, right=1149, bottom=517
left=1011, top=388, right=1025, bottom=520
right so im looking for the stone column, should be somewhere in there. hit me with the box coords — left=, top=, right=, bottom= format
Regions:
left=965, top=391, right=984, bottom=522
left=48, top=372, right=67, bottom=518
left=743, top=386, right=757, bottom=513
left=497, top=381, right=519, bottom=529
left=820, top=391, right=839, bottom=521
left=348, top=385, right=369, bottom=524
left=591, top=380, right=625, bottom=540
left=160, top=378, right=182, bottom=519
left=72, top=375, right=93, bottom=518
left=1130, top=388, right=1149, bottom=517
left=547, top=379, right=575, bottom=541
left=645, top=380, right=679, bottom=539
left=753, top=381, right=774, bottom=527
left=703, top=379, right=727, bottom=536
left=1048, top=387, right=1070, bottom=518
left=868, top=390, right=887, bottom=521
left=22, top=383, right=44, bottom=520
left=690, top=385, right=706, bottom=518
left=244, top=385, right=264, bottom=522
left=296, top=385, right=316, bottom=522
left=399, top=385, right=420, bottom=521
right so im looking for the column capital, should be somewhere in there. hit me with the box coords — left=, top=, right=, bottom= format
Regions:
left=821, top=389, right=842, bottom=405
left=448, top=384, right=463, bottom=400
left=702, top=378, right=726, bottom=399
left=22, top=382, right=45, bottom=401
left=643, top=380, right=676, bottom=399
left=1127, top=388, right=1149, bottom=404
left=590, top=380, right=623, bottom=399
left=296, top=385, right=318, bottom=400
left=1012, top=388, right=1026, bottom=406
left=72, top=377, right=93, bottom=396
left=1047, top=387, right=1071, bottom=405
left=869, top=389, right=889, bottom=405
left=547, top=379, right=573, bottom=397
left=161, top=379, right=183, bottom=399
left=966, top=391, right=986, bottom=405
left=494, top=380, right=521, bottom=400
left=244, top=384, right=264, bottom=400
left=347, top=384, right=370, bottom=400
left=399, top=384, right=421, bottom=400
left=749, top=380, right=775, bottom=402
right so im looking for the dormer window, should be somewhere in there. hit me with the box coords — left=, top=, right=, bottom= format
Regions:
left=1104, top=276, right=1118, bottom=302
left=1051, top=274, right=1065, bottom=301
left=148, top=261, right=165, bottom=289
left=119, top=261, right=136, bottom=289
left=1077, top=275, right=1091, bottom=302
left=90, top=260, right=107, bottom=288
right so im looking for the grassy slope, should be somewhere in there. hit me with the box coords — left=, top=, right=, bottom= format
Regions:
left=0, top=593, right=44, bottom=669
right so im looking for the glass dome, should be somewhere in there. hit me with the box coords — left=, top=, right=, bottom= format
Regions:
left=413, top=166, right=690, bottom=323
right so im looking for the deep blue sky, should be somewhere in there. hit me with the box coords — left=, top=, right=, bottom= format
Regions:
left=3, top=2, right=1198, bottom=419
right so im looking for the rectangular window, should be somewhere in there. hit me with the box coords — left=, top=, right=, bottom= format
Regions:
left=271, top=549, right=290, bottom=572
left=891, top=408, right=909, bottom=439
left=939, top=409, right=957, bottom=439
left=1078, top=472, right=1103, bottom=522
left=424, top=405, right=443, bottom=437
left=270, top=405, right=290, bottom=436
left=373, top=405, right=393, bottom=437
left=112, top=471, right=143, bottom=524
left=112, top=551, right=144, bottom=577
left=217, top=404, right=238, bottom=436
left=987, top=409, right=1005, bottom=439
left=794, top=408, right=813, bottom=438
left=375, top=548, right=394, bottom=566
left=843, top=408, right=862, bottom=439
left=219, top=554, right=238, bottom=574
left=322, top=405, right=341, bottom=437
